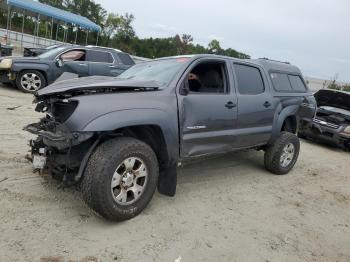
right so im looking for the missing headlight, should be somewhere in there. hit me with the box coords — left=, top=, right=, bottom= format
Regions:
left=51, top=100, right=78, bottom=123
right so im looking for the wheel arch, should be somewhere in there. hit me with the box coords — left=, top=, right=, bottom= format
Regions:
left=281, top=115, right=298, bottom=134
left=16, top=68, right=48, bottom=84
left=77, top=124, right=178, bottom=197
left=270, top=105, right=299, bottom=142
left=112, top=125, right=170, bottom=170
left=80, top=108, right=179, bottom=165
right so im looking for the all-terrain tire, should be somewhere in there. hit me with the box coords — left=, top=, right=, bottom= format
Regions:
left=264, top=132, right=300, bottom=175
left=16, top=70, right=47, bottom=93
left=81, top=137, right=159, bottom=221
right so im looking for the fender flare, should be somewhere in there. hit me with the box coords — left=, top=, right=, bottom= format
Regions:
left=82, top=109, right=178, bottom=152
left=270, top=104, right=299, bottom=142
left=12, top=63, right=50, bottom=82
left=81, top=108, right=179, bottom=196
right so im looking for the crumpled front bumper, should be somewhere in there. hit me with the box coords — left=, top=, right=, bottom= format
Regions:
left=299, top=119, right=350, bottom=150
left=25, top=121, right=93, bottom=150
left=0, top=70, right=15, bottom=83
left=24, top=119, right=95, bottom=182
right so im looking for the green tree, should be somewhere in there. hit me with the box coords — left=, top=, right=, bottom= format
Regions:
left=3, top=0, right=251, bottom=59
left=208, top=39, right=223, bottom=55
left=103, top=13, right=123, bottom=46
left=111, top=13, right=135, bottom=53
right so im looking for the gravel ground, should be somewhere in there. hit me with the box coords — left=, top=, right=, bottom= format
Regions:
left=0, top=84, right=349, bottom=262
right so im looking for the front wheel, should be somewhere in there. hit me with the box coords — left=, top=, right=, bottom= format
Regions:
left=81, top=137, right=159, bottom=221
left=16, top=70, right=47, bottom=93
left=264, top=132, right=300, bottom=175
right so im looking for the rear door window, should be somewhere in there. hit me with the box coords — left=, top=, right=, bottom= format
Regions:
left=270, top=73, right=292, bottom=92
left=288, top=75, right=306, bottom=91
left=234, top=64, right=265, bottom=95
left=117, top=53, right=135, bottom=65
left=86, top=50, right=113, bottom=63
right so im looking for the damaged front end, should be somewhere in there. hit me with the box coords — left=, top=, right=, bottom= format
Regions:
left=299, top=89, right=350, bottom=150
left=24, top=97, right=96, bottom=184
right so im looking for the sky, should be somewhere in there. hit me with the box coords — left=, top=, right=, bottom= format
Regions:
left=96, top=0, right=350, bottom=82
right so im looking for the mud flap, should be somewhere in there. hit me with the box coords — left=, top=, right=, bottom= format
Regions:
left=157, top=164, right=177, bottom=197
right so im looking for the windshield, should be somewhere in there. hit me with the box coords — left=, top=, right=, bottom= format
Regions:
left=117, top=57, right=190, bottom=87
left=38, top=46, right=67, bottom=59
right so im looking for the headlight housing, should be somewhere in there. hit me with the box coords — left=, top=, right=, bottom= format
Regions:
left=342, top=126, right=350, bottom=134
left=0, top=59, right=12, bottom=69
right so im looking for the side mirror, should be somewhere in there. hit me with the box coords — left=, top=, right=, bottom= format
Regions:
left=180, top=81, right=189, bottom=96
left=55, top=58, right=63, bottom=68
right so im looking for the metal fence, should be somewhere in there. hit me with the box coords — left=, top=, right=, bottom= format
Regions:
left=0, top=28, right=64, bottom=49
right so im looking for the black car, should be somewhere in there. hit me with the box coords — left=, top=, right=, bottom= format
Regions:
left=299, top=89, right=350, bottom=150
left=25, top=55, right=316, bottom=221
left=0, top=46, right=135, bottom=93
left=23, top=44, right=67, bottom=57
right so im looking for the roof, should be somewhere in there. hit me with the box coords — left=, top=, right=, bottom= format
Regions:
left=86, top=45, right=122, bottom=53
left=150, top=54, right=302, bottom=74
left=7, top=0, right=101, bottom=32
left=249, top=58, right=301, bottom=75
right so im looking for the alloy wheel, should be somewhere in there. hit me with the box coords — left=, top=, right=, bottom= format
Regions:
left=280, top=143, right=295, bottom=167
left=111, top=157, right=148, bottom=205
left=20, top=73, right=42, bottom=92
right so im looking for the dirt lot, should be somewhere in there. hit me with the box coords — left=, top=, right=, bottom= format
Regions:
left=0, top=84, right=349, bottom=262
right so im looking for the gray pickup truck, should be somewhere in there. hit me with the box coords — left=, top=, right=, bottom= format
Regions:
left=25, top=55, right=316, bottom=221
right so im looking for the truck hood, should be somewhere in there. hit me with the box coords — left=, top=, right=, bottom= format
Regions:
left=37, top=76, right=160, bottom=97
left=315, top=89, right=350, bottom=112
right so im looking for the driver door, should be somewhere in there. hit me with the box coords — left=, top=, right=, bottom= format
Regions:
left=177, top=59, right=238, bottom=158
left=60, top=49, right=89, bottom=77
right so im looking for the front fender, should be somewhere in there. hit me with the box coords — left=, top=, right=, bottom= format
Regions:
left=12, top=62, right=50, bottom=73
left=12, top=62, right=51, bottom=82
left=82, top=108, right=179, bottom=163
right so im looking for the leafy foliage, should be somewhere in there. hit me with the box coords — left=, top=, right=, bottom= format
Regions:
left=0, top=0, right=250, bottom=59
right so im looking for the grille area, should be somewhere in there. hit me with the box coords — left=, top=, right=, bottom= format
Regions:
left=313, top=118, right=340, bottom=129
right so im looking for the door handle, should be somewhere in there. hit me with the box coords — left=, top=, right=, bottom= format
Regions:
left=225, top=101, right=236, bottom=109
left=263, top=101, right=271, bottom=108
left=79, top=63, right=87, bottom=66
left=109, top=65, right=118, bottom=68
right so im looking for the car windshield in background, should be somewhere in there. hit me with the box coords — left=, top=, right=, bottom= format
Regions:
left=38, top=46, right=67, bottom=59
left=116, top=57, right=190, bottom=87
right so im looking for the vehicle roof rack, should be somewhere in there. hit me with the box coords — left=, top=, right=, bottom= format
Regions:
left=258, top=57, right=290, bottom=64
left=85, top=45, right=122, bottom=53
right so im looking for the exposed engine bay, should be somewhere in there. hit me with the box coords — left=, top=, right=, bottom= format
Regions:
left=299, top=89, right=350, bottom=150
left=315, top=106, right=350, bottom=127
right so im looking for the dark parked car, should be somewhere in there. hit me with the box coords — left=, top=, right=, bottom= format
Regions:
left=0, top=43, right=13, bottom=56
left=23, top=44, right=66, bottom=57
left=25, top=55, right=316, bottom=221
left=0, top=46, right=135, bottom=93
left=299, top=89, right=350, bottom=150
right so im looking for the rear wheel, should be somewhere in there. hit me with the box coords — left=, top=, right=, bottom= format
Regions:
left=16, top=70, right=47, bottom=93
left=264, top=132, right=300, bottom=175
left=81, top=137, right=159, bottom=221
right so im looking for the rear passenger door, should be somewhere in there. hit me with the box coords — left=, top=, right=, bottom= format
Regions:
left=86, top=50, right=118, bottom=76
left=232, top=63, right=276, bottom=147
